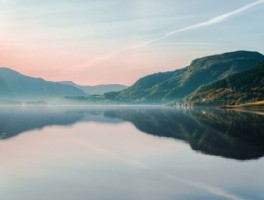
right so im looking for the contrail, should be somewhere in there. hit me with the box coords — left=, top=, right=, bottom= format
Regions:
left=131, top=0, right=264, bottom=48
left=82, top=0, right=264, bottom=67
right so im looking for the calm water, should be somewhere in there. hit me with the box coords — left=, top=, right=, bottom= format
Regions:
left=0, top=106, right=264, bottom=200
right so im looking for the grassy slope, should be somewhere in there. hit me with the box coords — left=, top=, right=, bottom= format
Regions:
left=113, top=51, right=264, bottom=103
left=189, top=62, right=264, bottom=106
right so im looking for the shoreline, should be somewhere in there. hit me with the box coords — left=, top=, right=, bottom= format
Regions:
left=220, top=100, right=264, bottom=112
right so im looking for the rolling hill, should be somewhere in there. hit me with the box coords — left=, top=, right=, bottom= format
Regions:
left=0, top=67, right=85, bottom=99
left=1, top=50, right=263, bottom=105
left=106, top=51, right=264, bottom=103
left=188, top=62, right=264, bottom=106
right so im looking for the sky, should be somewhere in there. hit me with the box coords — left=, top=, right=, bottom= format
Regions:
left=0, top=0, right=264, bottom=85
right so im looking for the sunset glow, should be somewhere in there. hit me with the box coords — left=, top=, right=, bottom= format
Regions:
left=1, top=0, right=264, bottom=85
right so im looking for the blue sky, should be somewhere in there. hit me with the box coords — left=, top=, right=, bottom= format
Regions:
left=0, top=0, right=263, bottom=85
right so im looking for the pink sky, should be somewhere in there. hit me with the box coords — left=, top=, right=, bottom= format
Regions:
left=0, top=39, right=210, bottom=85
left=1, top=0, right=263, bottom=85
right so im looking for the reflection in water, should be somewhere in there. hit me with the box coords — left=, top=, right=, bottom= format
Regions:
left=0, top=106, right=264, bottom=160
left=105, top=108, right=264, bottom=160
left=1, top=106, right=264, bottom=200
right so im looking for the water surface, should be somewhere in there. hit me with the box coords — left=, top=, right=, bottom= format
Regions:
left=0, top=106, right=264, bottom=200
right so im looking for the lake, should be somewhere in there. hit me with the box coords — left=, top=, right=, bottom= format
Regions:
left=0, top=106, right=264, bottom=200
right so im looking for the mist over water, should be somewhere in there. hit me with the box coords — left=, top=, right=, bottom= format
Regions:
left=0, top=106, right=264, bottom=200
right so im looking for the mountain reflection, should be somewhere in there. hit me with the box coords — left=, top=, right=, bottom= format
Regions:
left=104, top=108, right=264, bottom=160
left=0, top=106, right=264, bottom=160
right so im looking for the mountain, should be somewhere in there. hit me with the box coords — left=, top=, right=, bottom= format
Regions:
left=106, top=51, right=264, bottom=103
left=188, top=61, right=264, bottom=106
left=0, top=67, right=85, bottom=99
left=60, top=81, right=128, bottom=95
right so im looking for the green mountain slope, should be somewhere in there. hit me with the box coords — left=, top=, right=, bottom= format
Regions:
left=188, top=62, right=264, bottom=105
left=110, top=51, right=264, bottom=103
left=0, top=67, right=85, bottom=99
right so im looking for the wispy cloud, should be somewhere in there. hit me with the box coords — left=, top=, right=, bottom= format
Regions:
left=155, top=42, right=214, bottom=46
left=133, top=0, right=264, bottom=48
left=82, top=0, right=264, bottom=68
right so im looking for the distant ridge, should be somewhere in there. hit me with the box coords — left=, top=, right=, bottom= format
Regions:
left=0, top=67, right=85, bottom=99
left=59, top=81, right=128, bottom=95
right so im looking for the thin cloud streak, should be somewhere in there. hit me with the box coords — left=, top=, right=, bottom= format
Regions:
left=81, top=0, right=264, bottom=68
left=156, top=42, right=214, bottom=46
left=132, top=0, right=264, bottom=48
